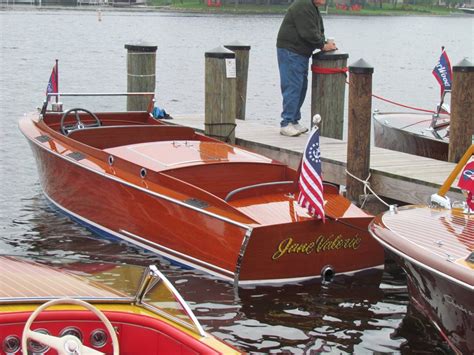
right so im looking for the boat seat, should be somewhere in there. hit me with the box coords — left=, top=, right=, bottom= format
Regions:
left=67, top=125, right=197, bottom=149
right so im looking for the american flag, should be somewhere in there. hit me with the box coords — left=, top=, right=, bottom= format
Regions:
left=298, top=127, right=325, bottom=221
left=45, top=62, right=58, bottom=103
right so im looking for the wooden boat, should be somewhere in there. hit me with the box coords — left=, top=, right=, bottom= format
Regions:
left=373, top=110, right=450, bottom=161
left=19, top=92, right=384, bottom=286
left=369, top=145, right=474, bottom=354
left=0, top=254, right=241, bottom=354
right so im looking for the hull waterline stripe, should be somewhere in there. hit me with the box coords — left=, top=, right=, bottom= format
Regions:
left=369, top=229, right=474, bottom=291
left=237, top=264, right=384, bottom=285
left=23, top=132, right=253, bottom=231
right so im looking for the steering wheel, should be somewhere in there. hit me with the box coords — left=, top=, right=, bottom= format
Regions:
left=60, top=108, right=101, bottom=135
left=22, top=298, right=119, bottom=355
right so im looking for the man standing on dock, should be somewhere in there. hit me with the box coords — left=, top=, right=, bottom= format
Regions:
left=277, top=0, right=337, bottom=137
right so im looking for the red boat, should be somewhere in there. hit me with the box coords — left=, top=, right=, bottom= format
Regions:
left=369, top=145, right=474, bottom=354
left=19, top=92, right=384, bottom=286
left=0, top=254, right=241, bottom=354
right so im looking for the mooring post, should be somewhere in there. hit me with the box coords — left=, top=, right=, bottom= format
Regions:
left=224, top=41, right=251, bottom=121
left=205, top=46, right=237, bottom=144
left=124, top=42, right=157, bottom=111
left=448, top=58, right=474, bottom=163
left=311, top=50, right=349, bottom=138
left=346, top=59, right=373, bottom=205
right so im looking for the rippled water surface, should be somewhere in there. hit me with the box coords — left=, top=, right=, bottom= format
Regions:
left=1, top=8, right=472, bottom=353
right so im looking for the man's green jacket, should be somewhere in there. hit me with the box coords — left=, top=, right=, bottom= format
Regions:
left=277, top=0, right=325, bottom=57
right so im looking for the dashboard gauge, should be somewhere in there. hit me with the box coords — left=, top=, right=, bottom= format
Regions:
left=60, top=326, right=83, bottom=342
left=28, top=328, right=50, bottom=353
left=3, top=335, right=20, bottom=354
left=90, top=329, right=108, bottom=348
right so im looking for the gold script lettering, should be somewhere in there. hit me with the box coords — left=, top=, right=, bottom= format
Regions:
left=272, top=235, right=362, bottom=260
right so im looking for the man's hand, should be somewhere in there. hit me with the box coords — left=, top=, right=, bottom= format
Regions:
left=322, top=41, right=337, bottom=52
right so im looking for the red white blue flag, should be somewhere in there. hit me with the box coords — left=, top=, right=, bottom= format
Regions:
left=458, top=160, right=474, bottom=210
left=45, top=62, right=58, bottom=102
left=298, top=127, right=325, bottom=222
left=432, top=50, right=452, bottom=97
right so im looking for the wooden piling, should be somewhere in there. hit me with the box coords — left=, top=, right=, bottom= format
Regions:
left=224, top=41, right=251, bottom=121
left=205, top=46, right=237, bottom=144
left=311, top=51, right=349, bottom=138
left=125, top=42, right=157, bottom=111
left=448, top=58, right=474, bottom=163
left=346, top=59, right=373, bottom=205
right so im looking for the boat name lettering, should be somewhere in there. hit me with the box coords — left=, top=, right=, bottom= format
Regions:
left=272, top=235, right=361, bottom=260
left=445, top=295, right=474, bottom=316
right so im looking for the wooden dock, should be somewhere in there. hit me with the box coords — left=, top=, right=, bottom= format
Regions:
left=170, top=114, right=464, bottom=205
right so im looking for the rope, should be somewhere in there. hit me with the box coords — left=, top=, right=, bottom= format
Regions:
left=312, top=68, right=434, bottom=113
left=345, top=169, right=397, bottom=212
left=342, top=79, right=436, bottom=114
left=371, top=93, right=436, bottom=114
left=311, top=65, right=348, bottom=75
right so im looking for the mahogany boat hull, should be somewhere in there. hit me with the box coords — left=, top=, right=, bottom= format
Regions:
left=373, top=112, right=449, bottom=161
left=20, top=110, right=384, bottom=286
left=369, top=206, right=474, bottom=354
left=393, top=252, right=473, bottom=354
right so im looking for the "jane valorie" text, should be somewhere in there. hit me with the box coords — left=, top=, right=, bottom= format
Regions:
left=272, top=235, right=362, bottom=260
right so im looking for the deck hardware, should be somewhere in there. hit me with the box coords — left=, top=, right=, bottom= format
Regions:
left=435, top=240, right=444, bottom=247
left=35, top=135, right=51, bottom=143
left=321, top=265, right=335, bottom=284
left=108, top=155, right=114, bottom=166
left=66, top=152, right=85, bottom=161
left=140, top=168, right=147, bottom=179
left=184, top=198, right=209, bottom=209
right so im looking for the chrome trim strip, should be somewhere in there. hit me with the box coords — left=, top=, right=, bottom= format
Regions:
left=148, top=266, right=207, bottom=337
left=22, top=130, right=252, bottom=231
left=369, top=229, right=473, bottom=291
left=233, top=228, right=253, bottom=288
left=120, top=229, right=234, bottom=277
left=225, top=180, right=293, bottom=201
left=43, top=193, right=235, bottom=280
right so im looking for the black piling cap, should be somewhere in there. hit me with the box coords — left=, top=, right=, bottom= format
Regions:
left=125, top=42, right=158, bottom=53
left=453, top=58, right=474, bottom=72
left=205, top=46, right=236, bottom=59
left=312, top=50, right=349, bottom=61
left=349, top=58, right=374, bottom=74
left=224, top=40, right=251, bottom=51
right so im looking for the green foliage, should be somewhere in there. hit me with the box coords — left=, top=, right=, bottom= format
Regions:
left=146, top=0, right=463, bottom=15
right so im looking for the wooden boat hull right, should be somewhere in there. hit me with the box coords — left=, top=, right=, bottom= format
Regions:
left=373, top=112, right=449, bottom=161
left=369, top=206, right=474, bottom=354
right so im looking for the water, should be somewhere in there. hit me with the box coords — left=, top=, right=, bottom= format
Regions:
left=1, top=8, right=472, bottom=353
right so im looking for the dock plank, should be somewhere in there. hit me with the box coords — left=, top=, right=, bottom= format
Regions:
left=169, top=115, right=463, bottom=204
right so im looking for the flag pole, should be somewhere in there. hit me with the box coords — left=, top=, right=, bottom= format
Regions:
left=55, top=59, right=59, bottom=104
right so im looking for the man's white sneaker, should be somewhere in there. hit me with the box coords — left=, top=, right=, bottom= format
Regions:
left=280, top=124, right=301, bottom=137
left=293, top=123, right=309, bottom=134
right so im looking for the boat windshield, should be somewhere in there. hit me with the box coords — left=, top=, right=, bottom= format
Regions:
left=40, top=92, right=155, bottom=116
left=0, top=255, right=204, bottom=336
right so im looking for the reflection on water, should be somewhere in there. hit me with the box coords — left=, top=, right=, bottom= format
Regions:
left=1, top=9, right=469, bottom=353
left=0, top=191, right=452, bottom=352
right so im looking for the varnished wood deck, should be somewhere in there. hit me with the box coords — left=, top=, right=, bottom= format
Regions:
left=169, top=115, right=464, bottom=205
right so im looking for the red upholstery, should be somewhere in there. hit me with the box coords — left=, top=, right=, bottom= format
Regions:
left=0, top=310, right=219, bottom=354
